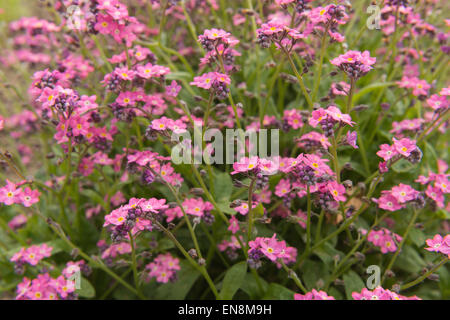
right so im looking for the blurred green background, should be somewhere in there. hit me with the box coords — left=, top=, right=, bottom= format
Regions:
left=0, top=0, right=32, bottom=22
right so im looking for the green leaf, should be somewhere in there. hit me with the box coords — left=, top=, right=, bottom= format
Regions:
left=165, top=71, right=192, bottom=81
left=240, top=272, right=268, bottom=299
left=396, top=245, right=426, bottom=273
left=391, top=159, right=417, bottom=173
left=214, top=172, right=233, bottom=203
left=352, top=82, right=396, bottom=104
left=302, top=260, right=329, bottom=290
left=219, top=261, right=247, bottom=300
left=155, top=260, right=201, bottom=299
left=262, top=283, right=295, bottom=300
left=409, top=228, right=426, bottom=248
left=79, top=189, right=105, bottom=207
left=216, top=201, right=237, bottom=215
left=76, top=277, right=96, bottom=298
left=314, top=242, right=344, bottom=265
left=343, top=270, right=365, bottom=300
left=250, top=203, right=265, bottom=219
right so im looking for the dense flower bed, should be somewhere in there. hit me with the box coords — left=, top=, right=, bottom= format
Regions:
left=0, top=0, right=448, bottom=300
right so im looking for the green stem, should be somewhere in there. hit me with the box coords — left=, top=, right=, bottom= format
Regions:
left=280, top=260, right=307, bottom=293
left=128, top=232, right=141, bottom=296
left=281, top=46, right=313, bottom=110
left=312, top=34, right=328, bottom=102
left=306, top=185, right=312, bottom=251
left=247, top=179, right=256, bottom=249
left=400, top=257, right=449, bottom=291
left=382, top=208, right=421, bottom=284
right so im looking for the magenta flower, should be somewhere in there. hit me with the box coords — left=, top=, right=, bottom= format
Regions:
left=165, top=80, right=181, bottom=97
left=294, top=289, right=335, bottom=300
left=0, top=179, right=22, bottom=205
left=346, top=131, right=359, bottom=149
left=20, top=187, right=40, bottom=207
left=376, top=144, right=398, bottom=161
left=376, top=191, right=405, bottom=212
left=327, top=181, right=346, bottom=202
left=392, top=137, right=417, bottom=157
left=330, top=50, right=376, bottom=78
left=391, top=183, right=419, bottom=203
left=228, top=216, right=240, bottom=234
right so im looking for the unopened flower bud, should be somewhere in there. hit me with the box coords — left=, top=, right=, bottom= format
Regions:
left=198, top=258, right=206, bottom=266
left=188, top=249, right=198, bottom=259
left=354, top=252, right=365, bottom=261
left=428, top=273, right=439, bottom=281
left=230, top=199, right=243, bottom=208
left=190, top=188, right=204, bottom=196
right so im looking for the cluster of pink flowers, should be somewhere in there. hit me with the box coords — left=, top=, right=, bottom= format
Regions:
left=427, top=93, right=449, bottom=112
left=10, top=244, right=53, bottom=274
left=190, top=72, right=231, bottom=99
left=366, top=228, right=403, bottom=253
left=0, top=179, right=40, bottom=207
left=309, top=105, right=355, bottom=130
left=330, top=50, right=376, bottom=79
left=104, top=197, right=169, bottom=241
left=16, top=273, right=76, bottom=300
left=145, top=253, right=180, bottom=283
left=352, top=286, right=420, bottom=300
left=390, top=118, right=425, bottom=137
left=99, top=241, right=132, bottom=262
left=397, top=76, right=431, bottom=97
left=126, top=149, right=183, bottom=187
left=198, top=28, right=238, bottom=51
left=416, top=164, right=449, bottom=208
left=5, top=17, right=59, bottom=66
left=268, top=154, right=347, bottom=211
left=296, top=131, right=331, bottom=150
left=425, top=234, right=450, bottom=258
left=305, top=4, right=348, bottom=42
left=231, top=156, right=279, bottom=176
left=294, top=286, right=420, bottom=300
left=294, top=289, right=335, bottom=300
left=376, top=137, right=420, bottom=172
left=248, top=234, right=297, bottom=269
left=375, top=183, right=421, bottom=212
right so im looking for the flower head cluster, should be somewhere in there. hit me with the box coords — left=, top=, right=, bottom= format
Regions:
left=424, top=234, right=450, bottom=257
left=352, top=286, right=420, bottom=300
left=126, top=150, right=183, bottom=187
left=10, top=244, right=53, bottom=274
left=91, top=0, right=146, bottom=47
left=294, top=289, right=336, bottom=300
left=198, top=28, right=237, bottom=51
left=375, top=183, right=422, bottom=212
left=297, top=131, right=331, bottom=151
left=146, top=253, right=180, bottom=283
left=367, top=228, right=403, bottom=253
left=397, top=76, right=430, bottom=97
left=416, top=166, right=449, bottom=208
left=16, top=273, right=76, bottom=300
left=100, top=242, right=132, bottom=264
left=390, top=118, right=424, bottom=137
left=104, top=197, right=169, bottom=241
left=247, top=234, right=297, bottom=269
left=305, top=4, right=348, bottom=42
left=0, top=180, right=40, bottom=207
left=376, top=137, right=421, bottom=171
left=309, top=105, right=355, bottom=136
left=190, top=72, right=231, bottom=100
left=330, top=50, right=376, bottom=79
